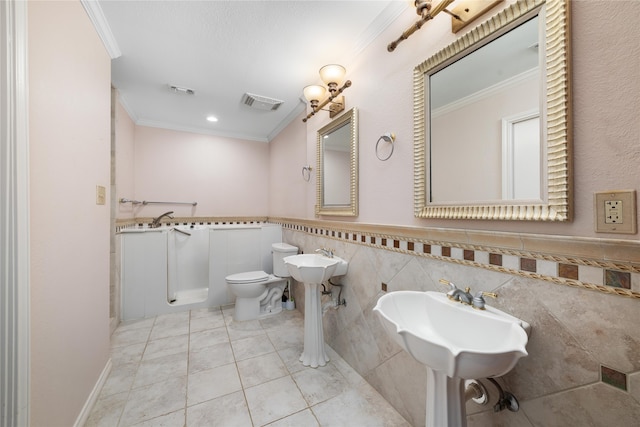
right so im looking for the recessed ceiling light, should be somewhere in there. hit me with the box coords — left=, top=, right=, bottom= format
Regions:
left=206, top=115, right=218, bottom=122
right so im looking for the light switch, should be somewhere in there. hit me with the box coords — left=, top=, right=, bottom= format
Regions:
left=595, top=190, right=636, bottom=233
left=96, top=185, right=106, bottom=205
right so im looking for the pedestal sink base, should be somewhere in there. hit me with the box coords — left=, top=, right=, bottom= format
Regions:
left=426, top=368, right=467, bottom=427
left=300, top=283, right=329, bottom=368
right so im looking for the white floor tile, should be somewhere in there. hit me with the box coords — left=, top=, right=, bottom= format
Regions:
left=89, top=306, right=409, bottom=427
left=237, top=351, right=289, bottom=388
left=133, top=352, right=188, bottom=389
left=231, top=334, right=276, bottom=361
left=188, top=341, right=234, bottom=374
left=245, top=376, right=308, bottom=426
left=186, top=390, right=252, bottom=427
left=119, top=376, right=187, bottom=426
left=187, top=362, right=242, bottom=407
left=264, top=409, right=320, bottom=427
left=292, top=363, right=351, bottom=406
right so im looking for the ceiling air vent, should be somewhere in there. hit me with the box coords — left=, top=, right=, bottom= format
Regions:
left=242, top=93, right=283, bottom=111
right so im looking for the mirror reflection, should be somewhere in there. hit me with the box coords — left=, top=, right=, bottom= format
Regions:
left=430, top=15, right=541, bottom=203
left=316, top=108, right=358, bottom=216
left=414, top=0, right=572, bottom=221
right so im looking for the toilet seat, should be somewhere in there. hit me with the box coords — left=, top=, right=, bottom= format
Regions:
left=225, top=270, right=269, bottom=284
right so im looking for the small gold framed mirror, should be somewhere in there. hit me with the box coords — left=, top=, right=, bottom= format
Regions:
left=316, top=107, right=358, bottom=216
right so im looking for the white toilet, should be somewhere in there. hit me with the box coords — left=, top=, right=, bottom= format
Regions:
left=226, top=242, right=298, bottom=321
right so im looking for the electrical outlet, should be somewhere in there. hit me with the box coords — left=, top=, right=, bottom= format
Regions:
left=595, top=190, right=636, bottom=233
left=604, top=200, right=622, bottom=224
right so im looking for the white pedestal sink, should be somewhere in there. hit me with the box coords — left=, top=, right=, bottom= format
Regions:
left=284, top=253, right=348, bottom=368
left=374, top=291, right=530, bottom=427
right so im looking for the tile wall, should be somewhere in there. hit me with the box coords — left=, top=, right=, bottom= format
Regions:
left=277, top=220, right=640, bottom=427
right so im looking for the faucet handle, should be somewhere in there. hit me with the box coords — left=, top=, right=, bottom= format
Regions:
left=315, top=247, right=334, bottom=258
left=440, top=279, right=463, bottom=301
left=472, top=291, right=498, bottom=310
left=439, top=278, right=457, bottom=291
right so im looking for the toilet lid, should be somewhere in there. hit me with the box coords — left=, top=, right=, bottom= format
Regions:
left=226, top=270, right=269, bottom=284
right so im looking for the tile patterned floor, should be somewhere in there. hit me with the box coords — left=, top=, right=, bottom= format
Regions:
left=86, top=306, right=411, bottom=427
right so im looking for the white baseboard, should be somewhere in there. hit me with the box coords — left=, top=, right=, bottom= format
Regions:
left=74, top=358, right=113, bottom=427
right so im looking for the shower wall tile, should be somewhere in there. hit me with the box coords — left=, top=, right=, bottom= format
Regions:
left=450, top=247, right=463, bottom=260
left=503, top=254, right=520, bottom=270
left=578, top=264, right=603, bottom=285
left=633, top=272, right=640, bottom=293
left=537, top=259, right=557, bottom=277
left=520, top=258, right=537, bottom=272
left=605, top=270, right=631, bottom=289
left=522, top=382, right=640, bottom=427
left=489, top=253, right=503, bottom=266
left=601, top=365, right=627, bottom=391
left=558, top=263, right=578, bottom=279
left=475, top=250, right=489, bottom=265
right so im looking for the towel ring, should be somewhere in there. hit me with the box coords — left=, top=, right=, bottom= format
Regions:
left=302, top=165, right=312, bottom=182
left=375, top=133, right=396, bottom=161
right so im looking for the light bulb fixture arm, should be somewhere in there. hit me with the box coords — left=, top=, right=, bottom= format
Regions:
left=302, top=80, right=352, bottom=122
left=387, top=0, right=457, bottom=52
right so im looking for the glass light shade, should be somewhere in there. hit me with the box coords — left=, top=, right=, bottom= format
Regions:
left=303, top=85, right=326, bottom=102
left=319, top=64, right=346, bottom=85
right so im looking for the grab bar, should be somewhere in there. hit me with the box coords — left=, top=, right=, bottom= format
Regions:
left=119, top=198, right=142, bottom=204
left=119, top=198, right=197, bottom=206
left=172, top=227, right=191, bottom=236
left=142, top=200, right=197, bottom=206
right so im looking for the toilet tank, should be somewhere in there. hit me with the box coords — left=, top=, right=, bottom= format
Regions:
left=272, top=243, right=298, bottom=277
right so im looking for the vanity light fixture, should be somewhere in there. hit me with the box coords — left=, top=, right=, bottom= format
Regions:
left=388, top=0, right=461, bottom=52
left=302, top=64, right=352, bottom=122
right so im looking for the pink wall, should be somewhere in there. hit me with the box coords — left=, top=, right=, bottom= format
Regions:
left=269, top=111, right=310, bottom=218
left=129, top=126, right=270, bottom=218
left=28, top=1, right=111, bottom=425
left=288, top=0, right=640, bottom=240
left=115, top=93, right=136, bottom=220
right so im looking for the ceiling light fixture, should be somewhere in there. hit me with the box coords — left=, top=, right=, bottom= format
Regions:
left=387, top=0, right=462, bottom=52
left=302, top=64, right=352, bottom=122
left=206, top=115, right=218, bottom=122
left=169, top=84, right=195, bottom=95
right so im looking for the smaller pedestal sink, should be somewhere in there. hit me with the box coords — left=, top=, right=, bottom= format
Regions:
left=374, top=291, right=530, bottom=427
left=284, top=253, right=348, bottom=368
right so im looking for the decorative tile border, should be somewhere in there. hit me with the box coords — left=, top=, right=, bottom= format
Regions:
left=115, top=217, right=268, bottom=233
left=113, top=216, right=640, bottom=300
left=271, top=218, right=640, bottom=301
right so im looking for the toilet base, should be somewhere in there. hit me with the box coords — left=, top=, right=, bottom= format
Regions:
left=258, top=305, right=283, bottom=319
left=232, top=279, right=287, bottom=322
left=233, top=301, right=284, bottom=321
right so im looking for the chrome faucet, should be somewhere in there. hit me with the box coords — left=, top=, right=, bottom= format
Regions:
left=315, top=248, right=334, bottom=258
left=439, top=278, right=497, bottom=309
left=472, top=291, right=498, bottom=310
left=151, top=211, right=174, bottom=228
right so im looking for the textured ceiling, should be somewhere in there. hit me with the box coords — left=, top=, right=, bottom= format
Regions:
left=99, top=0, right=406, bottom=142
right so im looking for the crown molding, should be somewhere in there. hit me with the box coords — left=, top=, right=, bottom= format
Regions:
left=81, top=0, right=121, bottom=59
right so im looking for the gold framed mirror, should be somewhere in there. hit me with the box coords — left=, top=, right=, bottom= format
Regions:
left=414, top=0, right=572, bottom=220
left=316, top=107, right=358, bottom=216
